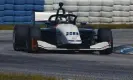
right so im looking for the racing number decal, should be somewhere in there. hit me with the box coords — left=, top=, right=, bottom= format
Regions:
left=66, top=32, right=79, bottom=36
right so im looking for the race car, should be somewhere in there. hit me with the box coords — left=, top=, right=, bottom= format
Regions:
left=13, top=3, right=113, bottom=55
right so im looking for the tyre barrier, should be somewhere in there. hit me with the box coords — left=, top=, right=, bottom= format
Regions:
left=53, top=0, right=64, bottom=4
left=5, top=4, right=14, bottom=10
left=89, top=12, right=101, bottom=17
left=90, top=0, right=102, bottom=6
left=63, top=6, right=78, bottom=12
left=122, top=6, right=130, bottom=11
left=44, top=5, right=54, bottom=11
left=77, top=17, right=89, bottom=23
left=0, top=0, right=44, bottom=24
left=130, top=5, right=133, bottom=10
left=0, top=5, right=4, bottom=11
left=101, top=12, right=113, bottom=18
left=100, top=17, right=112, bottom=23
left=2, top=0, right=133, bottom=24
left=102, top=6, right=113, bottom=12
left=78, top=0, right=90, bottom=6
left=45, top=0, right=53, bottom=5
left=113, top=5, right=122, bottom=11
left=78, top=6, right=90, bottom=12
left=121, top=17, right=130, bottom=22
left=77, top=12, right=89, bottom=17
left=121, top=11, right=130, bottom=17
left=63, top=0, right=77, bottom=6
left=102, top=0, right=114, bottom=6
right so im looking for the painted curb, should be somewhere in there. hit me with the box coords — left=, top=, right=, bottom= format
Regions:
left=114, top=45, right=133, bottom=54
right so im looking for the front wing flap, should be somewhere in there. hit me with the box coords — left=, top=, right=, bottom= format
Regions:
left=37, top=40, right=111, bottom=51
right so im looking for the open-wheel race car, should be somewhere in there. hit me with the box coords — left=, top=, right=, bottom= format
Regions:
left=13, top=3, right=113, bottom=55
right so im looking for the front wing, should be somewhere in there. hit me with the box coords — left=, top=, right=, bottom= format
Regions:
left=37, top=40, right=111, bottom=51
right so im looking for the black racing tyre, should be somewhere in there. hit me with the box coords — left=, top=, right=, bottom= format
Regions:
left=13, top=25, right=30, bottom=51
left=26, top=26, right=41, bottom=53
left=13, top=25, right=41, bottom=53
left=13, top=31, right=19, bottom=51
left=97, top=28, right=113, bottom=55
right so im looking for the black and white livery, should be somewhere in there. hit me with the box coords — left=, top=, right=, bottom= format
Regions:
left=13, top=3, right=113, bottom=55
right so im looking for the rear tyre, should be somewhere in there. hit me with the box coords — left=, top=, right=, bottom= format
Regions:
left=97, top=28, right=113, bottom=55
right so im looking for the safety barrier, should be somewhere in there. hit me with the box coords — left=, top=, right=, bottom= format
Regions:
left=0, top=0, right=44, bottom=24
left=37, top=0, right=133, bottom=24
left=1, top=0, right=133, bottom=24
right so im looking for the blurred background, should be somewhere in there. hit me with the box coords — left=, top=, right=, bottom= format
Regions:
left=0, top=0, right=133, bottom=25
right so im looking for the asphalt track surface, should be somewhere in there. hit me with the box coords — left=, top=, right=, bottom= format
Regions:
left=0, top=29, right=133, bottom=80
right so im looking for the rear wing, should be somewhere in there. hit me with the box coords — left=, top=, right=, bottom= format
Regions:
left=35, top=12, right=57, bottom=21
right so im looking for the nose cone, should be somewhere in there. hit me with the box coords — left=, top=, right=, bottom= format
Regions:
left=66, top=32, right=82, bottom=44
left=56, top=24, right=82, bottom=44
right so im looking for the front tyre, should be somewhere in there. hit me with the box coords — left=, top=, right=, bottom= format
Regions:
left=26, top=26, right=41, bottom=53
left=13, top=25, right=41, bottom=53
left=97, top=28, right=113, bottom=55
left=13, top=25, right=29, bottom=51
left=13, top=29, right=19, bottom=51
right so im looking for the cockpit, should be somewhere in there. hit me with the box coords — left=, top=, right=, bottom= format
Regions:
left=45, top=2, right=77, bottom=28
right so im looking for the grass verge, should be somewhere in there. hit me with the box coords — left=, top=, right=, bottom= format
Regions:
left=87, top=24, right=133, bottom=29
left=0, top=24, right=133, bottom=30
left=0, top=72, right=58, bottom=80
